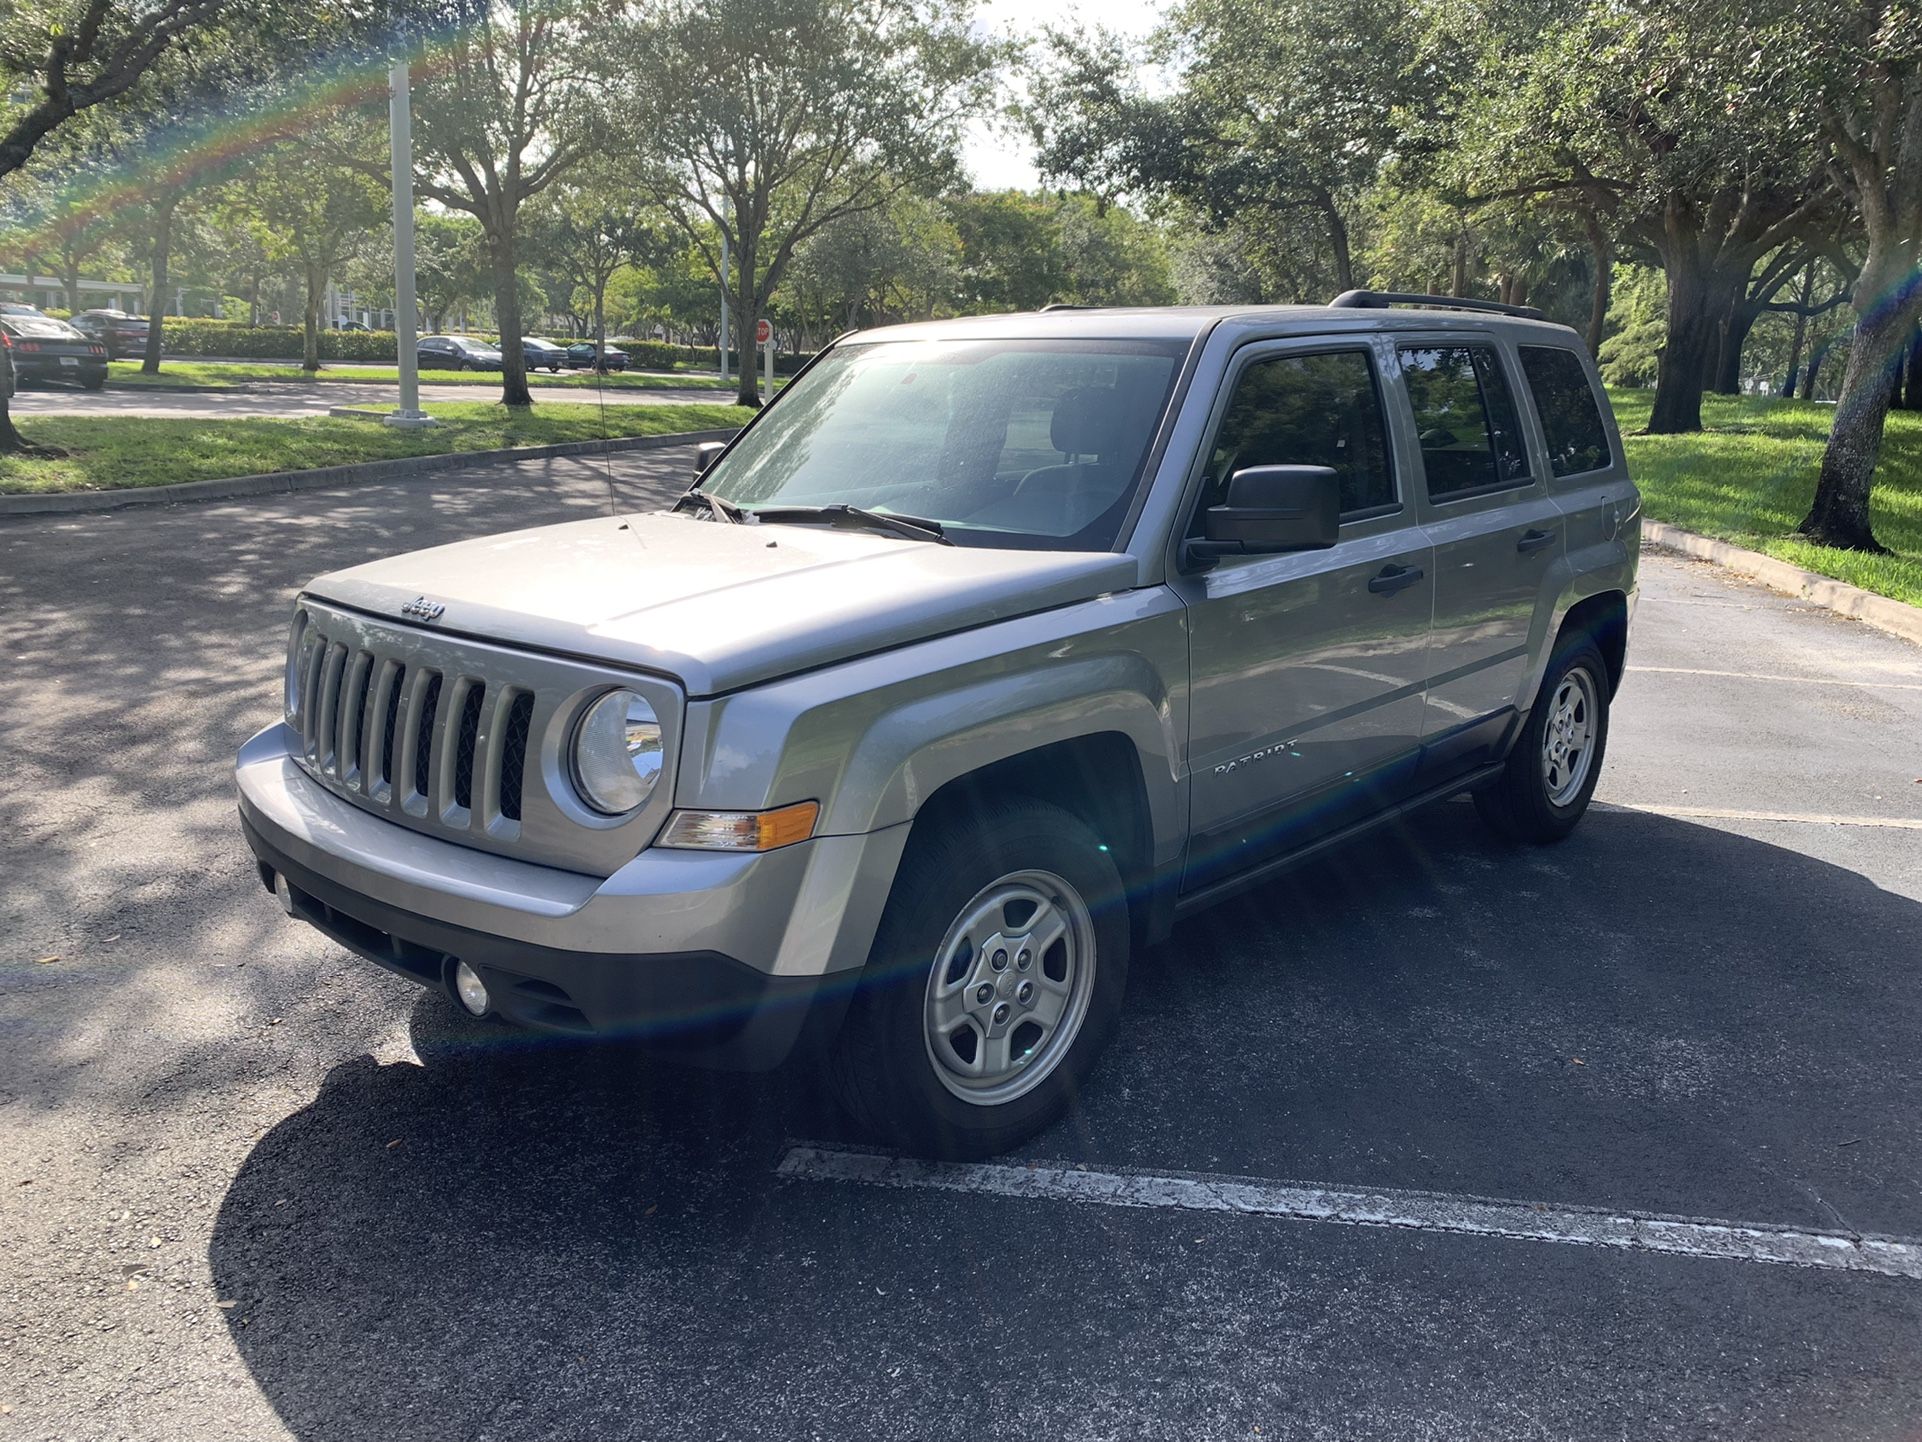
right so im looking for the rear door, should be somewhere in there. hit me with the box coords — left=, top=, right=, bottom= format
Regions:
left=1513, top=341, right=1635, bottom=580
left=1173, top=336, right=1435, bottom=891
left=1392, top=336, right=1563, bottom=757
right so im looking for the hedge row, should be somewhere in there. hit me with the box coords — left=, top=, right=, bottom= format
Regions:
left=613, top=340, right=816, bottom=376
left=156, top=320, right=404, bottom=361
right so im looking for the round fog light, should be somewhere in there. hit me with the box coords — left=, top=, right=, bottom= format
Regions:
left=453, top=961, right=490, bottom=1017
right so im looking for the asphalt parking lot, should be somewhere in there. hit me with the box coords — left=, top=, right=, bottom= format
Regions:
left=3, top=448, right=1921, bottom=1440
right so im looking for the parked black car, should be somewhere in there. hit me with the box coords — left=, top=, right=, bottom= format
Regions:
left=517, top=337, right=567, bottom=372
left=1, top=314, right=109, bottom=389
left=417, top=335, right=504, bottom=371
left=564, top=340, right=628, bottom=372
left=69, top=309, right=151, bottom=360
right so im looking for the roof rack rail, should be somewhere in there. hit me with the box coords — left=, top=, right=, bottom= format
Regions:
left=1329, top=289, right=1545, bottom=322
left=1039, top=302, right=1090, bottom=312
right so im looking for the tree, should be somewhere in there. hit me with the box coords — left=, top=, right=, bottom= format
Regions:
left=0, top=0, right=238, bottom=180
left=1787, top=0, right=1922, bottom=551
left=408, top=211, right=490, bottom=331
left=1443, top=0, right=1834, bottom=434
left=623, top=0, right=998, bottom=406
left=243, top=121, right=389, bottom=370
left=947, top=190, right=1064, bottom=312
left=531, top=166, right=652, bottom=365
left=399, top=0, right=598, bottom=404
left=1034, top=0, right=1434, bottom=299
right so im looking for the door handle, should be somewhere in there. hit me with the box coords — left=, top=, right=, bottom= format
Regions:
left=1516, top=528, right=1557, bottom=554
left=1367, top=563, right=1425, bottom=596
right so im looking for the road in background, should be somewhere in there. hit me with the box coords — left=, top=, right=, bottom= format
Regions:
left=3, top=453, right=1920, bottom=1441
left=6, top=382, right=724, bottom=419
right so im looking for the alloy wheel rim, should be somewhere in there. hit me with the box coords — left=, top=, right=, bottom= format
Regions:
left=1541, top=665, right=1598, bottom=807
left=922, top=868, right=1097, bottom=1106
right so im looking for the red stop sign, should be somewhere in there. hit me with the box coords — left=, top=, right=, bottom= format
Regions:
left=754, top=318, right=772, bottom=345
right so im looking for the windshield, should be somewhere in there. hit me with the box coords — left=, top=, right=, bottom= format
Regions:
left=699, top=337, right=1186, bottom=551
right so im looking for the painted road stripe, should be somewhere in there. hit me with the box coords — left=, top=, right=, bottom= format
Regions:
left=777, top=1146, right=1922, bottom=1281
left=1630, top=666, right=1922, bottom=691
left=1598, top=802, right=1922, bottom=831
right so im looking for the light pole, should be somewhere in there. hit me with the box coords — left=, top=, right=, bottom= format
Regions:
left=384, top=58, right=435, bottom=429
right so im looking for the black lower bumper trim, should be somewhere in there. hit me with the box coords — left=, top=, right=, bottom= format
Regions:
left=242, top=815, right=850, bottom=1071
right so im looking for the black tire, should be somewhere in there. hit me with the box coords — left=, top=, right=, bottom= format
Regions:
left=82, top=375, right=106, bottom=391
left=1475, top=634, right=1611, bottom=844
left=827, top=798, right=1129, bottom=1159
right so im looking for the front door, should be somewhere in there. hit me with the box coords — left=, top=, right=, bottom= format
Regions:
left=1173, top=339, right=1435, bottom=892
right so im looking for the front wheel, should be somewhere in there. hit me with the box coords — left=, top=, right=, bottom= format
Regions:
left=827, top=799, right=1129, bottom=1159
left=1474, top=635, right=1611, bottom=843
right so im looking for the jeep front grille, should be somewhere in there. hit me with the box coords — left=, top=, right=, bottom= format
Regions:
left=284, top=597, right=682, bottom=876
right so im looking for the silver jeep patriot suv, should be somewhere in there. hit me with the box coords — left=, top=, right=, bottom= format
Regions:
left=237, top=292, right=1639, bottom=1158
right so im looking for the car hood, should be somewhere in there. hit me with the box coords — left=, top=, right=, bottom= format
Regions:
left=304, top=511, right=1140, bottom=696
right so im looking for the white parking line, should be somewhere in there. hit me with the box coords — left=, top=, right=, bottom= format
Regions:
left=1597, top=802, right=1922, bottom=831
left=1630, top=666, right=1922, bottom=691
left=777, top=1146, right=1922, bottom=1281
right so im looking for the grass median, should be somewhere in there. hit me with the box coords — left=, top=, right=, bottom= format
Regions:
left=104, top=361, right=741, bottom=392
left=0, top=400, right=754, bottom=495
left=1613, top=390, right=1922, bottom=609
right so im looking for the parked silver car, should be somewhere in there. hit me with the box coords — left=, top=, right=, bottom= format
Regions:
left=237, top=293, right=1639, bottom=1158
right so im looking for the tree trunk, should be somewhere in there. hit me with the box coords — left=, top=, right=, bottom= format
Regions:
left=1801, top=337, right=1830, bottom=401
left=1648, top=257, right=1724, bottom=434
left=1712, top=302, right=1755, bottom=396
left=1780, top=265, right=1814, bottom=397
left=734, top=234, right=761, bottom=409
left=1583, top=217, right=1613, bottom=357
left=1904, top=328, right=1922, bottom=411
left=593, top=276, right=607, bottom=374
left=302, top=264, right=323, bottom=373
left=141, top=200, right=175, bottom=375
left=487, top=223, right=532, bottom=407
left=0, top=343, right=29, bottom=452
left=1798, top=259, right=1920, bottom=552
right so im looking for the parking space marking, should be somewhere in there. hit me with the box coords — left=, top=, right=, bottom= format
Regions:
left=1629, top=666, right=1922, bottom=691
left=1597, top=802, right=1922, bottom=831
left=778, top=1146, right=1922, bottom=1281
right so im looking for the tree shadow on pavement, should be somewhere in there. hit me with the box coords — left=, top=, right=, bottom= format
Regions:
left=206, top=805, right=1922, bottom=1442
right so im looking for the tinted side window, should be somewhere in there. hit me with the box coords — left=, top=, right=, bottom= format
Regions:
left=1519, top=345, right=1611, bottom=477
left=1195, top=350, right=1396, bottom=525
left=1399, top=345, right=1530, bottom=499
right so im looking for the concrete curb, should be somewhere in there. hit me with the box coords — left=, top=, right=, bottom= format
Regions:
left=1642, top=519, right=1922, bottom=648
left=0, top=427, right=739, bottom=519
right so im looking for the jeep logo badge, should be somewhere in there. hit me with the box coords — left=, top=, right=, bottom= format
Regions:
left=400, top=596, right=445, bottom=622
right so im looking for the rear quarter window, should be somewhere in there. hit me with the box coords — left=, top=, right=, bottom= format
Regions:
left=1519, top=346, right=1612, bottom=478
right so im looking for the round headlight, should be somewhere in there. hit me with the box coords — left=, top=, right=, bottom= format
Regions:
left=570, top=689, right=663, bottom=815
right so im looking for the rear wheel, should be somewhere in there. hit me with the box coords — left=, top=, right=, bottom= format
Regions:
left=827, top=799, right=1128, bottom=1159
left=1474, top=635, right=1610, bottom=843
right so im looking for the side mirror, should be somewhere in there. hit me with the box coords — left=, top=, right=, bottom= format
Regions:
left=1189, top=465, right=1340, bottom=565
left=692, top=440, right=727, bottom=479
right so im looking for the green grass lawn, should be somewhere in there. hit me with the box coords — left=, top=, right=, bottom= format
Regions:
left=0, top=400, right=753, bottom=495
left=105, top=360, right=739, bottom=392
left=1611, top=390, right=1922, bottom=609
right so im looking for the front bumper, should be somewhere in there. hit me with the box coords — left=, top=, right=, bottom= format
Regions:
left=236, top=723, right=908, bottom=1068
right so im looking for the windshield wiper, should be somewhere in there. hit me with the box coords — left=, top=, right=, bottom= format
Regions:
left=675, top=488, right=744, bottom=524
left=751, top=503, right=954, bottom=545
